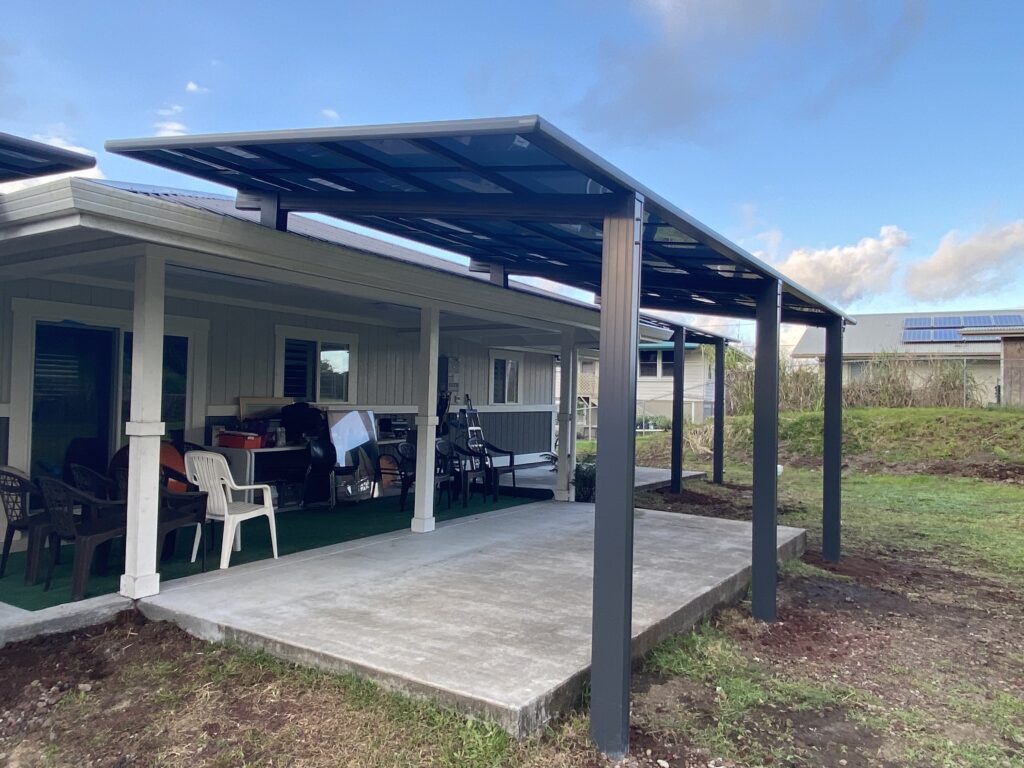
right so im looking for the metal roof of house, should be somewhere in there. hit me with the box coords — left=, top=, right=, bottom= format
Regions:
left=792, top=310, right=1020, bottom=359
left=0, top=132, right=96, bottom=182
left=96, top=180, right=728, bottom=345
left=106, top=115, right=848, bottom=327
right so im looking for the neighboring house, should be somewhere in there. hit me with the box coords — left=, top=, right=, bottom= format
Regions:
left=962, top=322, right=1024, bottom=406
left=793, top=310, right=1024, bottom=405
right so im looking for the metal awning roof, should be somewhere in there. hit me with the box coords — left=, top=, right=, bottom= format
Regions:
left=0, top=132, right=96, bottom=182
left=107, top=115, right=849, bottom=326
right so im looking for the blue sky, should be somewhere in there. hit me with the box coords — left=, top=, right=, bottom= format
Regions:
left=3, top=1, right=1023, bottom=342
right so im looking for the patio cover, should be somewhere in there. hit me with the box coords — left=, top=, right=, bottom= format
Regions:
left=106, top=116, right=850, bottom=326
left=107, top=115, right=846, bottom=757
left=0, top=132, right=96, bottom=182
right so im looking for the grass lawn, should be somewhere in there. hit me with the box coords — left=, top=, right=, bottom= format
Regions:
left=1, top=409, right=1021, bottom=767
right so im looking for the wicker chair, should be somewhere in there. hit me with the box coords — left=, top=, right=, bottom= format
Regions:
left=0, top=466, right=47, bottom=581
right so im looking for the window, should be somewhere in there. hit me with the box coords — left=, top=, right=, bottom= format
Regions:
left=639, top=350, right=659, bottom=377
left=490, top=352, right=522, bottom=404
left=660, top=350, right=675, bottom=378
left=275, top=327, right=357, bottom=403
left=121, top=333, right=189, bottom=442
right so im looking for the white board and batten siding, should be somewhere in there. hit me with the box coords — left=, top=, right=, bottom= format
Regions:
left=0, top=277, right=557, bottom=471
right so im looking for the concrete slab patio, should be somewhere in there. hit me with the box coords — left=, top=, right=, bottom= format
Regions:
left=139, top=501, right=804, bottom=737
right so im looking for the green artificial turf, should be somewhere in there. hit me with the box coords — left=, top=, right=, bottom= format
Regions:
left=0, top=491, right=534, bottom=612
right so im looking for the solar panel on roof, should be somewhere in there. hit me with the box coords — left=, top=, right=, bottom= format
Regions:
left=964, top=334, right=1000, bottom=342
left=904, top=317, right=931, bottom=328
left=902, top=329, right=931, bottom=343
left=932, top=328, right=962, bottom=341
left=993, top=314, right=1024, bottom=326
left=962, top=315, right=994, bottom=327
left=933, top=316, right=962, bottom=328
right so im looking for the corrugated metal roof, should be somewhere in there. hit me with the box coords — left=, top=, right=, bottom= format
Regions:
left=793, top=310, right=1017, bottom=358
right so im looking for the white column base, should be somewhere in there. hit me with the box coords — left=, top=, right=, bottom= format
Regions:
left=411, top=516, right=436, bottom=533
left=120, top=572, right=160, bottom=600
left=554, top=488, right=572, bottom=502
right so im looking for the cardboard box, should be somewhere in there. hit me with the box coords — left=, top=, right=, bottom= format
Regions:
left=217, top=431, right=264, bottom=449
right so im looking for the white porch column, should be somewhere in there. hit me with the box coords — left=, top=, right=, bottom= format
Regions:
left=120, top=252, right=166, bottom=599
left=555, top=329, right=579, bottom=501
left=412, top=307, right=440, bottom=533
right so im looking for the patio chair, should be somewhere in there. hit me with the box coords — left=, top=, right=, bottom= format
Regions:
left=376, top=441, right=416, bottom=503
left=184, top=451, right=278, bottom=569
left=38, top=477, right=128, bottom=602
left=395, top=439, right=455, bottom=513
left=483, top=440, right=517, bottom=496
left=453, top=440, right=495, bottom=507
left=0, top=466, right=48, bottom=581
left=158, top=487, right=209, bottom=572
left=70, top=463, right=119, bottom=501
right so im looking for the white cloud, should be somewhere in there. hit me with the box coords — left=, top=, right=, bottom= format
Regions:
left=157, top=104, right=184, bottom=117
left=773, top=225, right=908, bottom=305
left=905, top=220, right=1024, bottom=300
left=321, top=108, right=340, bottom=121
left=154, top=120, right=188, bottom=137
left=185, top=80, right=208, bottom=93
left=573, top=0, right=925, bottom=141
left=0, top=133, right=104, bottom=194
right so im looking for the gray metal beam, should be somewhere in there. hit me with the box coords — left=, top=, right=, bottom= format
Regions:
left=752, top=279, right=781, bottom=622
left=237, top=190, right=625, bottom=221
left=670, top=328, right=686, bottom=493
left=822, top=317, right=844, bottom=562
left=713, top=338, right=726, bottom=484
left=590, top=193, right=644, bottom=758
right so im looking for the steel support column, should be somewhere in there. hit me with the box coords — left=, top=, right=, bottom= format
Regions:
left=822, top=317, right=844, bottom=562
left=259, top=194, right=288, bottom=231
left=412, top=307, right=440, bottom=533
left=590, top=193, right=644, bottom=758
left=670, top=328, right=686, bottom=493
left=713, top=338, right=726, bottom=485
left=752, top=279, right=782, bottom=622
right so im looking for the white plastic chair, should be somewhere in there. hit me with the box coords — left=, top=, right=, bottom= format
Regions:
left=184, top=451, right=278, bottom=569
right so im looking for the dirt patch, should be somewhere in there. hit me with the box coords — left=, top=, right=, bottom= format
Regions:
left=785, top=452, right=1024, bottom=484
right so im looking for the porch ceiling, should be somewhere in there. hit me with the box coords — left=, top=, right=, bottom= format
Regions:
left=106, top=116, right=850, bottom=327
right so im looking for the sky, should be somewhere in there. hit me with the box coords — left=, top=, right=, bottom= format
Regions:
left=3, top=0, right=1023, bottom=348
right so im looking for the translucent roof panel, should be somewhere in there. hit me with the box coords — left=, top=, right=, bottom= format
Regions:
left=107, top=116, right=850, bottom=326
left=0, top=132, right=96, bottom=182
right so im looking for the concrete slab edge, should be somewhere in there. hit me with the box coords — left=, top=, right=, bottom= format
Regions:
left=140, top=526, right=808, bottom=741
left=515, top=527, right=807, bottom=737
left=137, top=600, right=524, bottom=735
left=0, top=593, right=133, bottom=648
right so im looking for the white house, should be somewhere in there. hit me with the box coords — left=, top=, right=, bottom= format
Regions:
left=792, top=309, right=1023, bottom=404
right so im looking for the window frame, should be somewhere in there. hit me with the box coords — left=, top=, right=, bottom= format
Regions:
left=274, top=325, right=359, bottom=404
left=489, top=350, right=524, bottom=405
left=638, top=350, right=659, bottom=378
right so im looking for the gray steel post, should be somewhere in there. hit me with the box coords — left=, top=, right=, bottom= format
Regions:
left=713, top=338, right=725, bottom=484
left=590, top=193, right=643, bottom=758
left=822, top=317, right=843, bottom=562
left=259, top=194, right=288, bottom=231
left=670, top=328, right=686, bottom=493
left=752, top=279, right=781, bottom=622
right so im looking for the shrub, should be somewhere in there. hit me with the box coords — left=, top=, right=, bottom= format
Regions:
left=574, top=461, right=597, bottom=503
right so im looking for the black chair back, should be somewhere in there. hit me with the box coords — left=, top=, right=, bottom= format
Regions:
left=0, top=467, right=38, bottom=528
left=69, top=464, right=115, bottom=500
left=39, top=477, right=79, bottom=539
